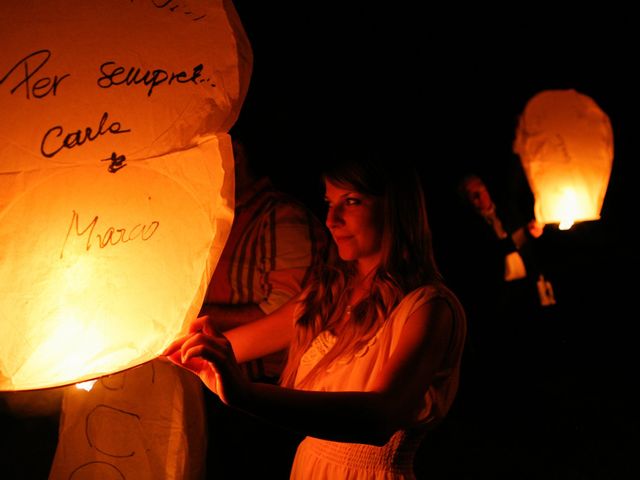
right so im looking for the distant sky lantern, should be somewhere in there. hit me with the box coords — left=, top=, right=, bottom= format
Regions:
left=0, top=0, right=252, bottom=391
left=513, top=89, right=614, bottom=230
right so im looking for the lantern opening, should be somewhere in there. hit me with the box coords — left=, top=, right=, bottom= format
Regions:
left=75, top=380, right=97, bottom=392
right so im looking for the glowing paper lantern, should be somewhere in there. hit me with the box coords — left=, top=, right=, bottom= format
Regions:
left=513, top=89, right=614, bottom=229
left=0, top=0, right=251, bottom=391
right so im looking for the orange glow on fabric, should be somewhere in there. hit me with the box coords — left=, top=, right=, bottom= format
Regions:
left=513, top=89, right=614, bottom=229
left=0, top=0, right=252, bottom=391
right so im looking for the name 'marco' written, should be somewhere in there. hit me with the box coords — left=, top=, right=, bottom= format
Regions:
left=60, top=210, right=159, bottom=259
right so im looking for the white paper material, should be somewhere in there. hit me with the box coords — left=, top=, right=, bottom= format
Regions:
left=0, top=0, right=251, bottom=391
left=513, top=89, right=613, bottom=227
left=48, top=361, right=206, bottom=480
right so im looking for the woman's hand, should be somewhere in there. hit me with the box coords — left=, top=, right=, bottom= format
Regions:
left=163, top=317, right=250, bottom=407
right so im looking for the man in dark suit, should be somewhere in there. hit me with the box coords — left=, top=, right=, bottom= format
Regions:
left=441, top=173, right=556, bottom=365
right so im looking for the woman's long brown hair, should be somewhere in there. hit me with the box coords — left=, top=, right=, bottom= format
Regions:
left=280, top=148, right=441, bottom=388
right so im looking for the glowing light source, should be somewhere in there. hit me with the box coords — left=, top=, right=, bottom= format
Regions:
left=0, top=0, right=251, bottom=391
left=75, top=380, right=97, bottom=392
left=513, top=89, right=614, bottom=228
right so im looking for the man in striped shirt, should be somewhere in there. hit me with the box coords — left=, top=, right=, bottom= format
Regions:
left=201, top=136, right=328, bottom=478
left=201, top=138, right=328, bottom=381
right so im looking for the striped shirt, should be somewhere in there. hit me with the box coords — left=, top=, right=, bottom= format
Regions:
left=204, top=177, right=328, bottom=381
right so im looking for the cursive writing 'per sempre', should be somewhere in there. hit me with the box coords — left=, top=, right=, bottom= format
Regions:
left=97, top=61, right=210, bottom=96
left=1, top=49, right=69, bottom=99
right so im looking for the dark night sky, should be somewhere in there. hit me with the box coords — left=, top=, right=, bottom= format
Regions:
left=230, top=4, right=639, bottom=302
left=232, top=3, right=636, bottom=223
left=232, top=4, right=639, bottom=476
left=1, top=4, right=637, bottom=478
left=230, top=2, right=638, bottom=308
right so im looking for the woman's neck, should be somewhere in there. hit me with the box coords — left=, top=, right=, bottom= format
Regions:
left=345, top=268, right=376, bottom=308
left=355, top=257, right=380, bottom=281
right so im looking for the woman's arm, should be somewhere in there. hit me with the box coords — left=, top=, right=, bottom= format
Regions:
left=166, top=297, right=455, bottom=446
left=224, top=298, right=298, bottom=363
left=198, top=303, right=267, bottom=332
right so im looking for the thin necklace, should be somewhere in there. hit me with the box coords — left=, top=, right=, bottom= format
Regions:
left=344, top=270, right=375, bottom=319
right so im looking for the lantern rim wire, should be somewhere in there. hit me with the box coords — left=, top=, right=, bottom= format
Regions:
left=0, top=357, right=167, bottom=393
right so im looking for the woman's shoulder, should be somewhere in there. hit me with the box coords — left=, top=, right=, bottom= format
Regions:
left=402, top=282, right=461, bottom=305
left=392, top=282, right=465, bottom=324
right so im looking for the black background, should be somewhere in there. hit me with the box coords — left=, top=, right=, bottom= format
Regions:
left=233, top=3, right=639, bottom=477
left=2, top=2, right=638, bottom=478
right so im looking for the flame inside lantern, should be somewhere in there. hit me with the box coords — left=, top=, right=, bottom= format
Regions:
left=75, top=380, right=97, bottom=392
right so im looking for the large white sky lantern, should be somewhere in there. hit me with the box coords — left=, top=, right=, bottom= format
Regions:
left=0, top=0, right=252, bottom=391
left=513, top=89, right=614, bottom=230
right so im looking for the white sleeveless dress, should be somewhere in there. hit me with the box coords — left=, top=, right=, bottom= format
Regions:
left=289, top=284, right=466, bottom=479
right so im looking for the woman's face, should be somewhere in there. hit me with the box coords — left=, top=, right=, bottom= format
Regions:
left=324, top=179, right=384, bottom=274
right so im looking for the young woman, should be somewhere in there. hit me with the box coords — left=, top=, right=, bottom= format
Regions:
left=165, top=151, right=466, bottom=479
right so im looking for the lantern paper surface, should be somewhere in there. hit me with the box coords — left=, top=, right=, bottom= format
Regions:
left=513, top=89, right=613, bottom=228
left=0, top=0, right=251, bottom=391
